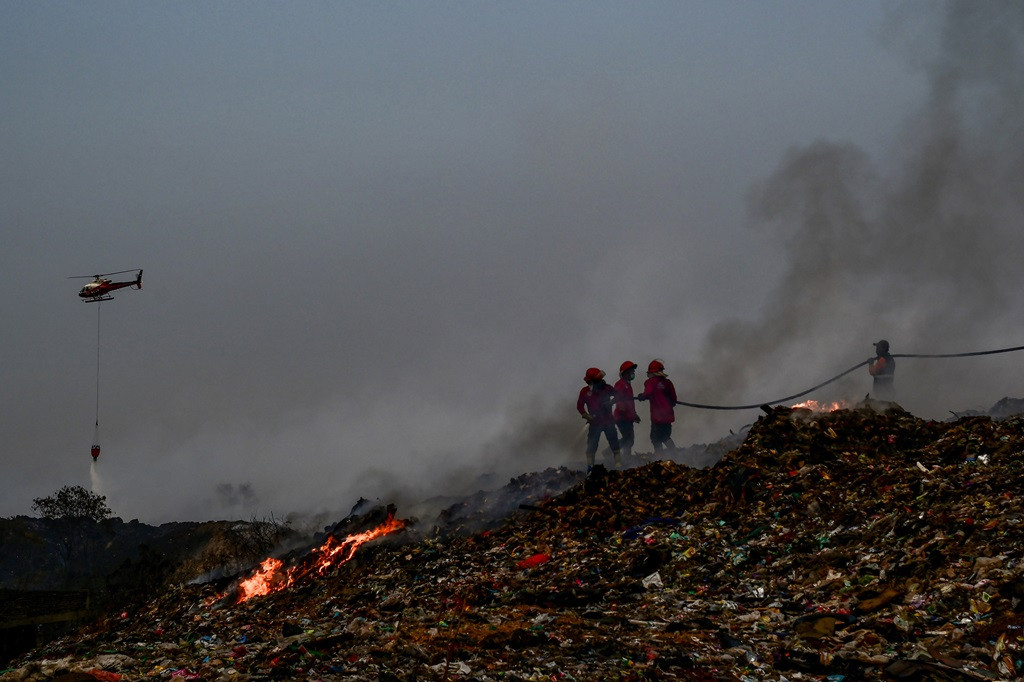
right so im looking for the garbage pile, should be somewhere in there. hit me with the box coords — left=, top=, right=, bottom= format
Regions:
left=6, top=402, right=1024, bottom=681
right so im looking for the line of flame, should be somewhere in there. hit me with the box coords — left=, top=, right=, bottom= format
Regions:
left=231, top=515, right=406, bottom=604
left=311, top=515, right=406, bottom=575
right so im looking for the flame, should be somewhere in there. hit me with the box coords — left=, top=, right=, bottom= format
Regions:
left=791, top=399, right=847, bottom=412
left=237, top=557, right=290, bottom=602
left=230, top=515, right=406, bottom=604
left=310, top=515, right=406, bottom=575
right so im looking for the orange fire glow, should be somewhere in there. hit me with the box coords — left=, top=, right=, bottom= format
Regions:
left=311, top=515, right=406, bottom=575
left=237, top=557, right=290, bottom=602
left=791, top=399, right=847, bottom=412
left=231, top=515, right=406, bottom=604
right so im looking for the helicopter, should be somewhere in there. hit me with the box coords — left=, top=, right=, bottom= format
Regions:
left=70, top=269, right=143, bottom=302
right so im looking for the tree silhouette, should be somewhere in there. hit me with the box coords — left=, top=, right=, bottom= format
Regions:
left=32, top=485, right=113, bottom=522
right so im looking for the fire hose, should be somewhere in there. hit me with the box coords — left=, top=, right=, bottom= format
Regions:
left=671, top=343, right=1024, bottom=411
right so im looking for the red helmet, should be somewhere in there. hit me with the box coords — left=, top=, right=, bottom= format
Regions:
left=584, top=367, right=605, bottom=383
left=619, top=361, right=638, bottom=374
left=647, top=359, right=665, bottom=374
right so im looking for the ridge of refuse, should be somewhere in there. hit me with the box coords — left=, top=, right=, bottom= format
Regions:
left=6, top=403, right=1024, bottom=680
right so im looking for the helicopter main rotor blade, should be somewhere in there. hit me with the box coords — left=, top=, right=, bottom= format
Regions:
left=68, top=268, right=141, bottom=279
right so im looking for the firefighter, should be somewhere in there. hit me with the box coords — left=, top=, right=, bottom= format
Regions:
left=577, top=367, right=621, bottom=474
left=637, top=359, right=677, bottom=454
left=613, top=361, right=641, bottom=465
left=868, top=339, right=896, bottom=400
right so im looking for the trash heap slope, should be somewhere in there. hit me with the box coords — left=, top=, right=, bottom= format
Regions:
left=6, top=404, right=1024, bottom=681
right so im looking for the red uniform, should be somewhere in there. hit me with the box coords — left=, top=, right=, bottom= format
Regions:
left=613, top=377, right=638, bottom=422
left=577, top=381, right=617, bottom=429
left=577, top=377, right=621, bottom=469
left=641, top=376, right=677, bottom=424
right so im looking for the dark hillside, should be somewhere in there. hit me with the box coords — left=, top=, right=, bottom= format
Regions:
left=0, top=518, right=298, bottom=668
left=0, top=518, right=299, bottom=596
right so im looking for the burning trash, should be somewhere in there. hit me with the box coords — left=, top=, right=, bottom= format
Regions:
left=222, top=511, right=407, bottom=605
left=235, top=557, right=290, bottom=602
left=790, top=399, right=847, bottom=412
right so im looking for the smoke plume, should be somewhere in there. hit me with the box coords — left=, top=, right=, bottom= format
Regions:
left=674, top=1, right=1024, bottom=443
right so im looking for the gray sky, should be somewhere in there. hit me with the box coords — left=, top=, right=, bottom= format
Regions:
left=3, top=1, right=1023, bottom=524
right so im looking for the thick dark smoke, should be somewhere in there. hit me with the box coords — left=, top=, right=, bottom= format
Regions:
left=672, top=1, right=1024, bottom=444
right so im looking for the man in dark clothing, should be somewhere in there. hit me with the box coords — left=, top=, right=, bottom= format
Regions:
left=637, top=359, right=677, bottom=454
left=868, top=339, right=896, bottom=400
left=613, top=361, right=641, bottom=465
left=577, top=367, right=621, bottom=474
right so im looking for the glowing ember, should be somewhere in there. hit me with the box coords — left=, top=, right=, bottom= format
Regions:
left=791, top=399, right=847, bottom=412
left=231, top=515, right=406, bottom=604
